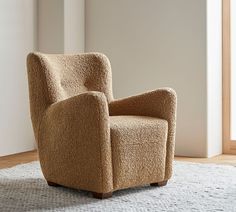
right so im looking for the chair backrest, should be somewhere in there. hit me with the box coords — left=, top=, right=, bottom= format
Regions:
left=27, top=52, right=113, bottom=139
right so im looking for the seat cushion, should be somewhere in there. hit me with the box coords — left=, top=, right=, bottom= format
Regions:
left=110, top=115, right=168, bottom=190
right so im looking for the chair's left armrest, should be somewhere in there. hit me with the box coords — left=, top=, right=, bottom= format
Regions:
left=109, top=88, right=177, bottom=179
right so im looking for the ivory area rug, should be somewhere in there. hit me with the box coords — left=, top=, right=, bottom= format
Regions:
left=0, top=161, right=235, bottom=212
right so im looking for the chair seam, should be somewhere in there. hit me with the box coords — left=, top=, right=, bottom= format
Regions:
left=97, top=101, right=105, bottom=192
left=36, top=56, right=51, bottom=144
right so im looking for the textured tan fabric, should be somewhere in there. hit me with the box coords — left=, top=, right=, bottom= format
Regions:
left=110, top=116, right=168, bottom=190
left=27, top=52, right=177, bottom=194
left=27, top=53, right=113, bottom=141
left=109, top=89, right=177, bottom=180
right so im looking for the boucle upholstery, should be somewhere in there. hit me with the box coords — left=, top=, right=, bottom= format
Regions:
left=27, top=52, right=177, bottom=195
left=110, top=116, right=168, bottom=190
left=109, top=89, right=177, bottom=180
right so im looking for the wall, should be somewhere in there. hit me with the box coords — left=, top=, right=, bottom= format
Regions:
left=64, top=0, right=85, bottom=53
left=0, top=0, right=37, bottom=156
left=207, top=0, right=222, bottom=157
left=85, top=0, right=208, bottom=157
left=38, top=0, right=84, bottom=53
left=38, top=0, right=64, bottom=53
left=0, top=0, right=222, bottom=157
left=0, top=0, right=85, bottom=156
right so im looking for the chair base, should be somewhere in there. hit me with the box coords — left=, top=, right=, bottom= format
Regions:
left=47, top=181, right=61, bottom=187
left=46, top=181, right=112, bottom=199
left=46, top=180, right=167, bottom=198
left=92, top=192, right=113, bottom=199
left=150, top=180, right=168, bottom=187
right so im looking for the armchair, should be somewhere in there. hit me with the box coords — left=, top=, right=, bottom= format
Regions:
left=27, top=52, right=177, bottom=199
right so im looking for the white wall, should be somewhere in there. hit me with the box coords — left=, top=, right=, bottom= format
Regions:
left=85, top=0, right=208, bottom=157
left=38, top=0, right=85, bottom=53
left=0, top=0, right=84, bottom=156
left=0, top=0, right=222, bottom=157
left=38, top=0, right=64, bottom=53
left=207, top=0, right=222, bottom=157
left=64, top=0, right=85, bottom=53
left=0, top=0, right=37, bottom=156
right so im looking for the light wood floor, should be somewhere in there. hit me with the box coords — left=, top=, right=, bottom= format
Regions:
left=0, top=150, right=235, bottom=169
left=0, top=151, right=38, bottom=169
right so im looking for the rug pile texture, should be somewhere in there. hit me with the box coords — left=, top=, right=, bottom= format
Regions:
left=0, top=161, right=235, bottom=212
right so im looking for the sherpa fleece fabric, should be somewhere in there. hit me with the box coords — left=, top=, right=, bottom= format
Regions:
left=27, top=52, right=177, bottom=194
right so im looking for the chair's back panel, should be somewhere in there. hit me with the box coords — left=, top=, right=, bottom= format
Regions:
left=40, top=53, right=113, bottom=103
left=27, top=52, right=113, bottom=141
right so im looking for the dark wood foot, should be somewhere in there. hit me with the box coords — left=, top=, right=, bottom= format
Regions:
left=150, top=180, right=168, bottom=187
left=92, top=192, right=113, bottom=199
left=47, top=181, right=60, bottom=187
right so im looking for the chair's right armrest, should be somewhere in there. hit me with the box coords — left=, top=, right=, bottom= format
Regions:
left=40, top=91, right=109, bottom=139
left=38, top=91, right=113, bottom=193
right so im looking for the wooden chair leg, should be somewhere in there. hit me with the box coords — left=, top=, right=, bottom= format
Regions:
left=47, top=181, right=60, bottom=187
left=150, top=180, right=168, bottom=187
left=92, top=192, right=113, bottom=199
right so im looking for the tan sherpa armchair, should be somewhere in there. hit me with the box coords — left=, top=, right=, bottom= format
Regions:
left=27, top=52, right=177, bottom=199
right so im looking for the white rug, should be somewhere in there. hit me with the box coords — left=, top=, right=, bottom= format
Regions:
left=0, top=161, right=235, bottom=212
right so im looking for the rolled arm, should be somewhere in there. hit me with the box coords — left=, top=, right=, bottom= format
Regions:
left=109, top=88, right=177, bottom=179
left=38, top=91, right=113, bottom=193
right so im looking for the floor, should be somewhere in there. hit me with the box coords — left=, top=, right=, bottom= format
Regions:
left=0, top=151, right=235, bottom=169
